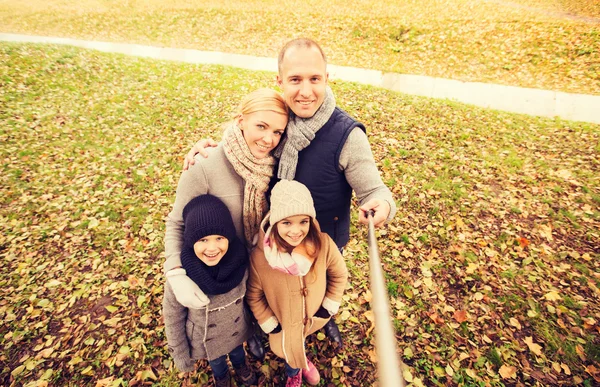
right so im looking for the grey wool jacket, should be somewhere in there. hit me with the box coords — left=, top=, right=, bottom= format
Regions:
left=162, top=271, right=251, bottom=372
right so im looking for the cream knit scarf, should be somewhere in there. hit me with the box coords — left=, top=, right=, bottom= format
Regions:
left=223, top=124, right=277, bottom=246
left=274, top=86, right=336, bottom=180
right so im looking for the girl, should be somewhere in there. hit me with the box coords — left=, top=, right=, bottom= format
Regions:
left=246, top=180, right=349, bottom=387
left=163, top=194, right=256, bottom=387
left=164, top=88, right=288, bottom=310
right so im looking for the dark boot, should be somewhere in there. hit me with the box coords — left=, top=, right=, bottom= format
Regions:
left=214, top=370, right=232, bottom=387
left=234, top=360, right=258, bottom=386
left=323, top=319, right=343, bottom=349
left=246, top=333, right=265, bottom=360
left=244, top=299, right=266, bottom=360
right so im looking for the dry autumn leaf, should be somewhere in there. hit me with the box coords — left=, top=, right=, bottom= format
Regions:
left=499, top=364, right=517, bottom=379
left=509, top=317, right=522, bottom=330
left=524, top=336, right=543, bottom=356
left=453, top=310, right=468, bottom=323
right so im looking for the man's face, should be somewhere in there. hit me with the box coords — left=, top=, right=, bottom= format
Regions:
left=277, top=46, right=329, bottom=119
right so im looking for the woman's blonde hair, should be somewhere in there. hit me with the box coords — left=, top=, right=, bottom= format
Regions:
left=235, top=88, right=288, bottom=118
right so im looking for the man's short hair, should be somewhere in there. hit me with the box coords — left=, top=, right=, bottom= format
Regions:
left=277, top=38, right=327, bottom=75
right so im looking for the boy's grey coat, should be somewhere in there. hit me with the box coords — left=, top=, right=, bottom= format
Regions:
left=162, top=271, right=251, bottom=372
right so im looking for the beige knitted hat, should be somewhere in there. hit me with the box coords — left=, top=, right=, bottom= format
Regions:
left=269, top=180, right=316, bottom=226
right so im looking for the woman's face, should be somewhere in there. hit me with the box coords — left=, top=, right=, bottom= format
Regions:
left=238, top=110, right=288, bottom=159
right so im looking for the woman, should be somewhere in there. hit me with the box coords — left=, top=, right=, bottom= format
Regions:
left=164, top=88, right=288, bottom=309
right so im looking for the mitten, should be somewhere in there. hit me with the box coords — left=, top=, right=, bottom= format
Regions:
left=315, top=306, right=331, bottom=319
left=173, top=353, right=195, bottom=373
left=166, top=268, right=210, bottom=309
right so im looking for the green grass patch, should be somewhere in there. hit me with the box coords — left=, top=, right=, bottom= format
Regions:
left=0, top=0, right=599, bottom=95
left=1, top=42, right=599, bottom=387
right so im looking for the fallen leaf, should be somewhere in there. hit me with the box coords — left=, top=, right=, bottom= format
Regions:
left=509, top=317, right=522, bottom=330
left=364, top=310, right=375, bottom=336
left=453, top=310, right=468, bottom=323
left=524, top=336, right=543, bottom=356
left=544, top=291, right=562, bottom=301
left=517, top=236, right=530, bottom=248
left=499, top=364, right=517, bottom=379
left=428, top=312, right=444, bottom=324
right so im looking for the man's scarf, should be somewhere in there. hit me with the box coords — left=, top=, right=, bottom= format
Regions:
left=274, top=86, right=336, bottom=180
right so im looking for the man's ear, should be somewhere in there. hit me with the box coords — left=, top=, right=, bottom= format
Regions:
left=325, top=72, right=329, bottom=83
left=276, top=74, right=283, bottom=87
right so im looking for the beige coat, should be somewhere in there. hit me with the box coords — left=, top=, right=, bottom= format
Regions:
left=246, top=225, right=348, bottom=369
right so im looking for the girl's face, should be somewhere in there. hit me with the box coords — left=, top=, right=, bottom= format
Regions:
left=276, top=215, right=310, bottom=247
left=193, top=235, right=229, bottom=266
left=238, top=110, right=287, bottom=159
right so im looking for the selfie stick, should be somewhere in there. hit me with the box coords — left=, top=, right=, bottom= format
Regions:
left=367, top=210, right=406, bottom=387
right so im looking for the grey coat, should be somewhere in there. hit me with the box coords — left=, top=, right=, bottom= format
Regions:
left=164, top=145, right=245, bottom=273
left=162, top=271, right=251, bottom=372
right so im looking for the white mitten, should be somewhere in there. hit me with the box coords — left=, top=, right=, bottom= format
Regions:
left=166, top=268, right=210, bottom=309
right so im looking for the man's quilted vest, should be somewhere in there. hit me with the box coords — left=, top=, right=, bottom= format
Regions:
left=294, top=107, right=366, bottom=248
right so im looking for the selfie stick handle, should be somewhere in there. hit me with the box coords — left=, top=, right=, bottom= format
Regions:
left=367, top=210, right=406, bottom=387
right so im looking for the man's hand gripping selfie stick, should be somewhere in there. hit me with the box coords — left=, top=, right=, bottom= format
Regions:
left=366, top=209, right=406, bottom=387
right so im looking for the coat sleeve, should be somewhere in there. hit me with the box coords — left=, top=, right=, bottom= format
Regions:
left=246, top=253, right=279, bottom=332
left=322, top=236, right=349, bottom=315
left=164, top=158, right=210, bottom=273
left=162, top=282, right=195, bottom=372
left=339, top=127, right=397, bottom=222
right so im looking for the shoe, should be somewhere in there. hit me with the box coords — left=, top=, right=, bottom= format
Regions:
left=234, top=360, right=258, bottom=386
left=285, top=371, right=302, bottom=387
left=246, top=333, right=265, bottom=360
left=214, top=371, right=232, bottom=387
left=302, top=359, right=320, bottom=386
left=323, top=319, right=343, bottom=349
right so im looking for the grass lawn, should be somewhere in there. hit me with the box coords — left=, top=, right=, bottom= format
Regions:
left=0, top=0, right=599, bottom=95
left=1, top=43, right=599, bottom=386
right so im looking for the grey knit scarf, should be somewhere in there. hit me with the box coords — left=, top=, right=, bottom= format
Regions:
left=274, top=86, right=336, bottom=180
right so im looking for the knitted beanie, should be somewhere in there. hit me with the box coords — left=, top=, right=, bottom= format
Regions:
left=269, top=180, right=316, bottom=226
left=182, top=195, right=236, bottom=248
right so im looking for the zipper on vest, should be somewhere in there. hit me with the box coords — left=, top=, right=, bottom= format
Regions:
left=333, top=216, right=339, bottom=242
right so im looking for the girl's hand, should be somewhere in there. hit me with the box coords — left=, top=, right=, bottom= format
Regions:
left=182, top=138, right=218, bottom=170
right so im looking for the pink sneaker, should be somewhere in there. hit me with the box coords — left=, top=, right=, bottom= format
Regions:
left=302, top=359, right=320, bottom=386
left=286, top=371, right=302, bottom=387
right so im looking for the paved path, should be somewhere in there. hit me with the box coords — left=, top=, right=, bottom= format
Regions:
left=2, top=33, right=599, bottom=124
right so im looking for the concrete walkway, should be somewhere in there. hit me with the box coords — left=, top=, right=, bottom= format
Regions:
left=2, top=33, right=599, bottom=124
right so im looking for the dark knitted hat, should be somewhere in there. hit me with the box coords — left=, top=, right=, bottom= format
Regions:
left=182, top=195, right=236, bottom=248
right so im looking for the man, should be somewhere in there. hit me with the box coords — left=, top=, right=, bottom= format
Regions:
left=183, top=38, right=396, bottom=352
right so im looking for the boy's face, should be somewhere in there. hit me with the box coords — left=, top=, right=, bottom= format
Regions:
left=193, top=235, right=229, bottom=266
